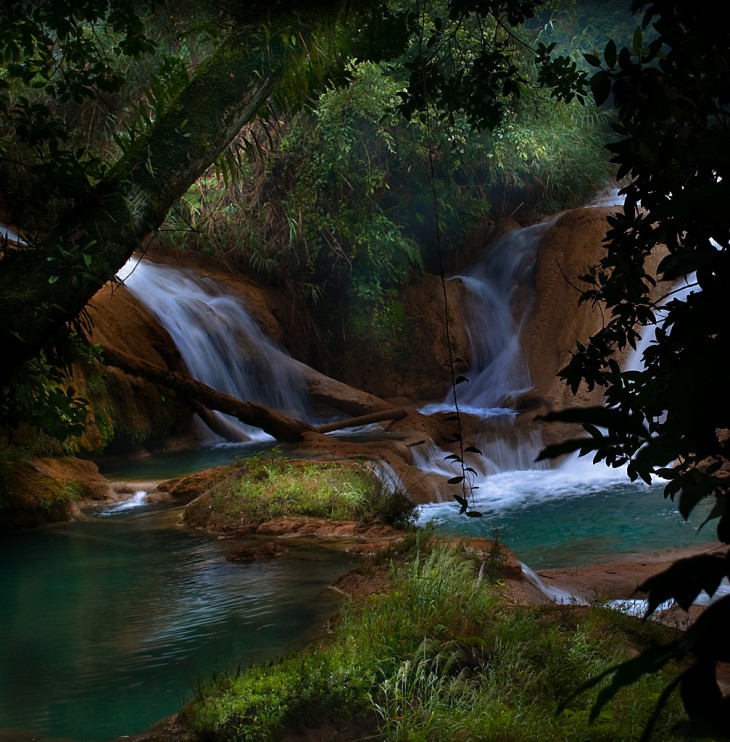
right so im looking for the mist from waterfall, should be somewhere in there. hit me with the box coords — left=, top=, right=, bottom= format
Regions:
left=117, top=257, right=311, bottom=441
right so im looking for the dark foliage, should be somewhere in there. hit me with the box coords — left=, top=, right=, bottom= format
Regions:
left=538, top=1, right=730, bottom=737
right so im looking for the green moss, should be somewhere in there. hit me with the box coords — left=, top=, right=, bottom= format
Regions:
left=185, top=456, right=417, bottom=533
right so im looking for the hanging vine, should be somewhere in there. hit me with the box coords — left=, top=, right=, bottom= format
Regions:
left=413, top=0, right=483, bottom=517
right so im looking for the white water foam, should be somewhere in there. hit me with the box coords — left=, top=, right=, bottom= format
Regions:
left=100, top=490, right=149, bottom=515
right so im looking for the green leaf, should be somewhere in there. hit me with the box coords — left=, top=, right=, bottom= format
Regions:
left=535, top=438, right=599, bottom=461
left=637, top=553, right=729, bottom=614
left=604, top=39, right=617, bottom=68
left=632, top=27, right=643, bottom=56
left=590, top=71, right=611, bottom=106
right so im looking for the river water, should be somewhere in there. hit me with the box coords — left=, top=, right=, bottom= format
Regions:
left=2, top=212, right=712, bottom=740
left=0, top=501, right=353, bottom=742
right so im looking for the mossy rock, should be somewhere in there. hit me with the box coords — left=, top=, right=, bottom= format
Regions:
left=182, top=457, right=416, bottom=536
left=0, top=456, right=109, bottom=528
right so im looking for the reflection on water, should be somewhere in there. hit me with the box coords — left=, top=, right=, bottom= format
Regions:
left=94, top=440, right=278, bottom=481
left=0, top=505, right=353, bottom=742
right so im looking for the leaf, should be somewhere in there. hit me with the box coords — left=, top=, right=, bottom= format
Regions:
left=632, top=27, right=643, bottom=56
left=557, top=644, right=678, bottom=719
left=453, top=494, right=467, bottom=507
left=590, top=71, right=611, bottom=106
left=466, top=510, right=483, bottom=517
left=637, top=553, right=729, bottom=614
left=538, top=406, right=648, bottom=437
left=604, top=39, right=617, bottom=68
left=680, top=659, right=723, bottom=721
left=464, top=446, right=482, bottom=455
left=535, top=438, right=599, bottom=462
left=681, top=595, right=730, bottom=662
left=583, top=423, right=603, bottom=439
left=455, top=375, right=469, bottom=384
left=447, top=476, right=464, bottom=484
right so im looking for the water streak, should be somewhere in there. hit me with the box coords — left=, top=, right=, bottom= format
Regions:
left=118, top=257, right=311, bottom=441
left=453, top=218, right=557, bottom=409
left=100, top=490, right=149, bottom=515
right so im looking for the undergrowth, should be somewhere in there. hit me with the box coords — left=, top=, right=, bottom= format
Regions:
left=184, top=542, right=688, bottom=741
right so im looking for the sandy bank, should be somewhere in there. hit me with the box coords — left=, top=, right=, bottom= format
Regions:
left=535, top=542, right=726, bottom=602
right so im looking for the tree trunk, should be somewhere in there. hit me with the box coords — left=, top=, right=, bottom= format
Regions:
left=101, top=347, right=316, bottom=443
left=0, top=6, right=347, bottom=386
left=313, top=408, right=407, bottom=433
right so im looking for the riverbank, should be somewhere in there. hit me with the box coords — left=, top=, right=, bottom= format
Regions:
left=3, top=456, right=722, bottom=742
left=537, top=542, right=726, bottom=604
left=113, top=536, right=725, bottom=742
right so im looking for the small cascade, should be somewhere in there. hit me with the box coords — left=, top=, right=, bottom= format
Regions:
left=118, top=257, right=311, bottom=441
left=99, top=489, right=149, bottom=515
left=624, top=273, right=697, bottom=373
left=419, top=218, right=560, bottom=480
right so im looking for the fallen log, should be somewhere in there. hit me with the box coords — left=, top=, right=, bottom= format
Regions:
left=100, top=346, right=316, bottom=442
left=313, top=408, right=408, bottom=434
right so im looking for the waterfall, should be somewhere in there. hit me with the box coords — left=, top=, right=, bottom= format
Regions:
left=99, top=490, right=149, bottom=515
left=419, top=218, right=559, bottom=479
left=455, top=218, right=557, bottom=411
left=117, top=257, right=311, bottom=441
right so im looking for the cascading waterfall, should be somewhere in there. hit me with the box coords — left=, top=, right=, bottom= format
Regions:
left=415, top=208, right=714, bottom=570
left=455, top=218, right=557, bottom=411
left=118, top=257, right=311, bottom=441
left=421, top=217, right=558, bottom=478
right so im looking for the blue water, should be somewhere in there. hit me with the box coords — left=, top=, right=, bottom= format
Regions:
left=418, top=468, right=716, bottom=568
left=94, top=440, right=278, bottom=481
left=2, top=445, right=719, bottom=742
left=0, top=504, right=354, bottom=742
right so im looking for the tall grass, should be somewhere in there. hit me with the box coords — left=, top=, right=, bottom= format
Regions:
left=183, top=456, right=418, bottom=532
left=185, top=542, right=689, bottom=741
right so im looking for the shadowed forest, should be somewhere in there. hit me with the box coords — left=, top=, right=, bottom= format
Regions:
left=1, top=1, right=729, bottom=740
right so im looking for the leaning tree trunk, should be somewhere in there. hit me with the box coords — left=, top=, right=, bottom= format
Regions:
left=101, top=347, right=317, bottom=442
left=0, top=5, right=348, bottom=387
left=100, top=345, right=409, bottom=443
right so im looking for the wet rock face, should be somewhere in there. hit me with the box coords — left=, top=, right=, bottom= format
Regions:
left=336, top=273, right=472, bottom=403
left=0, top=456, right=110, bottom=528
left=78, top=281, right=197, bottom=453
left=520, top=206, right=666, bottom=445
left=522, top=208, right=614, bottom=405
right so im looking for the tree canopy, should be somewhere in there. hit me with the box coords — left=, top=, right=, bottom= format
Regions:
left=2, top=0, right=729, bottom=735
left=535, top=1, right=730, bottom=736
left=0, top=0, right=608, bottom=436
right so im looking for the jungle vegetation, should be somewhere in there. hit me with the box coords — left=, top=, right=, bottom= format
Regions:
left=1, top=0, right=729, bottom=737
